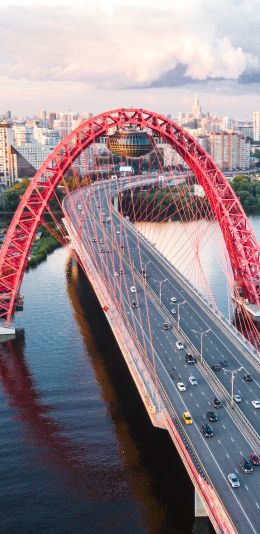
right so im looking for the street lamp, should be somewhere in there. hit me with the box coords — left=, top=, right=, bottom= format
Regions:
left=177, top=300, right=186, bottom=331
left=224, top=367, right=244, bottom=408
left=154, top=278, right=167, bottom=306
left=192, top=328, right=211, bottom=365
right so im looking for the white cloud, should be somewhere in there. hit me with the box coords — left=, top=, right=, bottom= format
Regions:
left=0, top=0, right=259, bottom=89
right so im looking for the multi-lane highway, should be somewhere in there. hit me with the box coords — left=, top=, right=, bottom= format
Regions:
left=63, top=175, right=260, bottom=534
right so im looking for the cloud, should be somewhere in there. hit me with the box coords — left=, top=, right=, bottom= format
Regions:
left=0, top=0, right=259, bottom=91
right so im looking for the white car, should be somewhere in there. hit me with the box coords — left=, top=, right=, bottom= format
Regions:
left=252, top=400, right=260, bottom=409
left=177, top=382, right=186, bottom=392
left=171, top=308, right=176, bottom=315
left=176, top=341, right=184, bottom=350
left=170, top=297, right=177, bottom=303
left=228, top=473, right=240, bottom=488
left=78, top=204, right=82, bottom=210
left=189, top=376, right=198, bottom=386
left=233, top=394, right=241, bottom=403
left=114, top=271, right=119, bottom=276
left=130, top=286, right=136, bottom=293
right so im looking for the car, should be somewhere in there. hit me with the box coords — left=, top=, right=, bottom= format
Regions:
left=212, top=397, right=222, bottom=409
left=170, top=297, right=177, bottom=303
left=116, top=230, right=120, bottom=234
left=233, top=394, right=242, bottom=403
left=99, top=239, right=104, bottom=244
left=119, top=269, right=124, bottom=275
left=249, top=453, right=260, bottom=466
left=78, top=204, right=82, bottom=210
left=171, top=308, right=176, bottom=315
left=189, top=376, right=197, bottom=386
left=186, top=353, right=196, bottom=365
left=240, top=458, right=253, bottom=473
left=228, top=473, right=240, bottom=488
left=212, top=364, right=221, bottom=372
left=130, top=286, right=136, bottom=293
left=252, top=400, right=260, bottom=409
left=92, top=237, right=96, bottom=242
left=183, top=412, right=193, bottom=425
left=114, top=271, right=119, bottom=276
left=176, top=341, right=184, bottom=350
left=243, top=373, right=253, bottom=382
left=207, top=411, right=218, bottom=422
left=100, top=249, right=105, bottom=253
left=220, top=359, right=229, bottom=368
left=177, top=382, right=186, bottom=392
left=162, top=323, right=170, bottom=330
left=131, top=301, right=138, bottom=309
left=201, top=424, right=213, bottom=438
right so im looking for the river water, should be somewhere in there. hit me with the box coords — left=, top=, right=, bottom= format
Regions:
left=0, top=216, right=259, bottom=534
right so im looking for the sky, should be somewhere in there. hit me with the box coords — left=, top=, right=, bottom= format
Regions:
left=1, top=0, right=260, bottom=118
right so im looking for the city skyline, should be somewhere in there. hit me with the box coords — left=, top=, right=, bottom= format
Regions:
left=1, top=0, right=260, bottom=117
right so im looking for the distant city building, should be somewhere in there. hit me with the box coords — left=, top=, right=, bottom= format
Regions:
left=209, top=132, right=250, bottom=171
left=253, top=112, right=260, bottom=141
left=192, top=95, right=201, bottom=120
left=13, top=124, right=34, bottom=146
left=0, top=122, right=17, bottom=186
left=53, top=112, right=81, bottom=138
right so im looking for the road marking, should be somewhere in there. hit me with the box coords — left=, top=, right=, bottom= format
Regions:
left=217, top=439, right=221, bottom=444
left=226, top=453, right=230, bottom=458
left=240, top=451, right=243, bottom=456
left=223, top=425, right=226, bottom=430
left=231, top=437, right=234, bottom=442
left=245, top=485, right=249, bottom=491
left=256, top=503, right=260, bottom=509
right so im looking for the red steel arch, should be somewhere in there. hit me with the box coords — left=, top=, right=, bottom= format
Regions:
left=0, top=108, right=259, bottom=323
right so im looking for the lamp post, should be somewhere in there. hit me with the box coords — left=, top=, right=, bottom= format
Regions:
left=224, top=367, right=243, bottom=408
left=192, top=328, right=211, bottom=365
left=154, top=278, right=167, bottom=306
left=177, top=300, right=186, bottom=331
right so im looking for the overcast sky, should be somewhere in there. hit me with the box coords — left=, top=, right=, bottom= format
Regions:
left=1, top=0, right=260, bottom=118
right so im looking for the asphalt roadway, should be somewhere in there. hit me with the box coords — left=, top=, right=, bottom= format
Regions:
left=63, top=176, right=260, bottom=534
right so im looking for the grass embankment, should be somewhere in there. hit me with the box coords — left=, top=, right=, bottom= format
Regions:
left=27, top=230, right=61, bottom=270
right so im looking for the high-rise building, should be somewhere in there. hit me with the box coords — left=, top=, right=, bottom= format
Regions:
left=0, top=122, right=17, bottom=186
left=192, top=95, right=201, bottom=120
left=253, top=112, right=260, bottom=141
left=209, top=132, right=250, bottom=170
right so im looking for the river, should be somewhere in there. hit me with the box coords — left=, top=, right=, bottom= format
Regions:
left=0, top=216, right=259, bottom=534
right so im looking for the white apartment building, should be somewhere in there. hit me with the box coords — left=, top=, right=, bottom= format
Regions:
left=253, top=112, right=260, bottom=142
left=13, top=124, right=34, bottom=146
left=209, top=132, right=250, bottom=170
left=53, top=113, right=81, bottom=138
left=14, top=144, right=54, bottom=172
left=0, top=122, right=17, bottom=186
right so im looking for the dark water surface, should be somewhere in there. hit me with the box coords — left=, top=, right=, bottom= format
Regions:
left=4, top=213, right=260, bottom=534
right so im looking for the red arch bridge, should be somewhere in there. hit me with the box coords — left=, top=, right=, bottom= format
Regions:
left=0, top=109, right=260, bottom=534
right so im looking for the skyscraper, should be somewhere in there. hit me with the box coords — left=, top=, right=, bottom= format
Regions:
left=253, top=111, right=260, bottom=141
left=192, top=95, right=201, bottom=120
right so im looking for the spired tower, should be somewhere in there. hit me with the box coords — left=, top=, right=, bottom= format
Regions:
left=192, top=95, right=201, bottom=120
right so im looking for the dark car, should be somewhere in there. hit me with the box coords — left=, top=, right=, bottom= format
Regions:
left=243, top=373, right=253, bottom=382
left=131, top=301, right=138, bottom=309
left=212, top=397, right=222, bottom=409
left=249, top=453, right=260, bottom=466
left=212, top=364, right=221, bottom=372
left=163, top=323, right=170, bottom=330
left=201, top=424, right=213, bottom=438
left=240, top=458, right=253, bottom=473
left=185, top=353, right=196, bottom=365
left=220, top=359, right=229, bottom=368
left=207, top=410, right=218, bottom=422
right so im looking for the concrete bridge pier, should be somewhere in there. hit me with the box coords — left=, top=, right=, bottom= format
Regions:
left=113, top=195, right=119, bottom=211
left=195, top=490, right=207, bottom=517
left=0, top=324, right=16, bottom=341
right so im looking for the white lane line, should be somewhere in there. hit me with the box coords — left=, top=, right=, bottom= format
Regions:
left=245, top=485, right=249, bottom=491
left=256, top=503, right=260, bottom=509
left=231, top=437, right=234, bottom=442
left=226, top=453, right=230, bottom=458
left=217, top=439, right=221, bottom=444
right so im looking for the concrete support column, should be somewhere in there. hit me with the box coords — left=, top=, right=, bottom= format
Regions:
left=113, top=195, right=119, bottom=211
left=195, top=490, right=207, bottom=517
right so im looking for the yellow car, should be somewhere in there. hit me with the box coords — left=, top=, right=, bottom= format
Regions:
left=183, top=411, right=193, bottom=425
